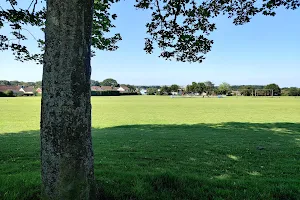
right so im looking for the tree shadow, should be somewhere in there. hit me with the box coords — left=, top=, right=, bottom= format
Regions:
left=0, top=122, right=300, bottom=199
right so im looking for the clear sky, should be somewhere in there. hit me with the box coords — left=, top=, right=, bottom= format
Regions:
left=0, top=1, right=299, bottom=87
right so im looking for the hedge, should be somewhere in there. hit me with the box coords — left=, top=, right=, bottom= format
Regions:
left=91, top=91, right=120, bottom=96
left=0, top=92, right=7, bottom=97
left=120, top=92, right=139, bottom=96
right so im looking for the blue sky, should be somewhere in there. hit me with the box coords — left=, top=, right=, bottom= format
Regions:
left=0, top=1, right=299, bottom=87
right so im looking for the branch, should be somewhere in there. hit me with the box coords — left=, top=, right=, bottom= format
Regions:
left=27, top=0, right=35, bottom=10
left=21, top=28, right=38, bottom=41
left=173, top=0, right=181, bottom=26
left=8, top=0, right=17, bottom=11
left=27, top=0, right=38, bottom=13
left=154, top=0, right=166, bottom=48
left=32, top=0, right=38, bottom=13
left=155, top=0, right=165, bottom=27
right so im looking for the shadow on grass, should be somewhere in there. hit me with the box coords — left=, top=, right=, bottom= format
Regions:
left=0, top=122, right=300, bottom=200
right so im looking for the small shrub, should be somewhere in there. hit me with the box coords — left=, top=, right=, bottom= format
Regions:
left=0, top=92, right=7, bottom=97
left=15, top=92, right=24, bottom=97
left=4, top=90, right=14, bottom=97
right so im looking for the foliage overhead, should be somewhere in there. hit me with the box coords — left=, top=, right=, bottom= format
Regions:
left=135, top=0, right=299, bottom=62
left=0, top=0, right=122, bottom=64
left=1, top=0, right=299, bottom=64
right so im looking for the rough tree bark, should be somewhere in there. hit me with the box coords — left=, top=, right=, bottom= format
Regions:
left=41, top=0, right=95, bottom=199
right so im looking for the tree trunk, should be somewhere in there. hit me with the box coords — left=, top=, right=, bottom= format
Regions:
left=41, top=0, right=95, bottom=199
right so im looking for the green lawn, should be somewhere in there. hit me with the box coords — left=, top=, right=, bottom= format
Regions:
left=1, top=96, right=300, bottom=199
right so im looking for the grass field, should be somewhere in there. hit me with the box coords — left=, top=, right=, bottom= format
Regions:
left=1, top=96, right=300, bottom=199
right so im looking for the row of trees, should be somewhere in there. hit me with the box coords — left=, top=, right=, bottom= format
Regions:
left=147, top=83, right=300, bottom=97
left=228, top=84, right=300, bottom=96
left=282, top=87, right=300, bottom=96
left=0, top=78, right=137, bottom=93
left=186, top=81, right=231, bottom=95
left=0, top=80, right=42, bottom=88
left=91, top=78, right=118, bottom=87
left=237, top=84, right=281, bottom=96
left=146, top=84, right=180, bottom=95
left=2, top=79, right=300, bottom=96
left=146, top=81, right=227, bottom=96
left=92, top=78, right=136, bottom=92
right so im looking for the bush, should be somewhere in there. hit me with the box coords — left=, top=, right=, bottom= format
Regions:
left=15, top=92, right=24, bottom=97
left=288, top=87, right=300, bottom=96
left=0, top=92, right=7, bottom=97
left=4, top=90, right=14, bottom=97
left=91, top=91, right=120, bottom=96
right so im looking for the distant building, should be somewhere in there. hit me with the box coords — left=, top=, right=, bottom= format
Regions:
left=117, top=85, right=130, bottom=93
left=100, top=86, right=118, bottom=91
left=91, top=86, right=118, bottom=91
left=0, top=86, right=22, bottom=94
left=36, top=88, right=42, bottom=94
left=21, top=86, right=35, bottom=96
left=91, top=86, right=103, bottom=91
left=140, top=89, right=147, bottom=95
left=0, top=85, right=35, bottom=96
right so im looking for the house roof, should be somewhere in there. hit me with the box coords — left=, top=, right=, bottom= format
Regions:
left=120, top=85, right=130, bottom=90
left=23, top=86, right=35, bottom=93
left=0, top=85, right=21, bottom=92
left=100, top=86, right=118, bottom=91
left=91, top=86, right=103, bottom=91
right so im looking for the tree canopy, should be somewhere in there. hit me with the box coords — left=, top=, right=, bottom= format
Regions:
left=288, top=87, right=300, bottom=96
left=204, top=81, right=214, bottom=95
left=185, top=82, right=207, bottom=94
left=160, top=85, right=171, bottom=95
left=1, top=0, right=299, bottom=64
left=170, top=84, right=180, bottom=92
left=100, top=78, right=119, bottom=86
left=265, top=83, right=281, bottom=96
left=91, top=80, right=100, bottom=86
left=240, top=85, right=255, bottom=96
left=0, top=0, right=121, bottom=64
left=218, top=82, right=231, bottom=95
left=147, top=87, right=157, bottom=95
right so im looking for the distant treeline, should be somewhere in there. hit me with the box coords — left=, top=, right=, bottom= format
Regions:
left=136, top=86, right=161, bottom=89
left=231, top=85, right=265, bottom=90
left=0, top=80, right=42, bottom=88
left=1, top=80, right=300, bottom=96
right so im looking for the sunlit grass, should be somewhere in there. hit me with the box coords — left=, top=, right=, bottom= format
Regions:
left=0, top=96, right=300, bottom=199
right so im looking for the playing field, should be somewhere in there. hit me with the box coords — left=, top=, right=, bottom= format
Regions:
left=1, top=96, right=300, bottom=199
